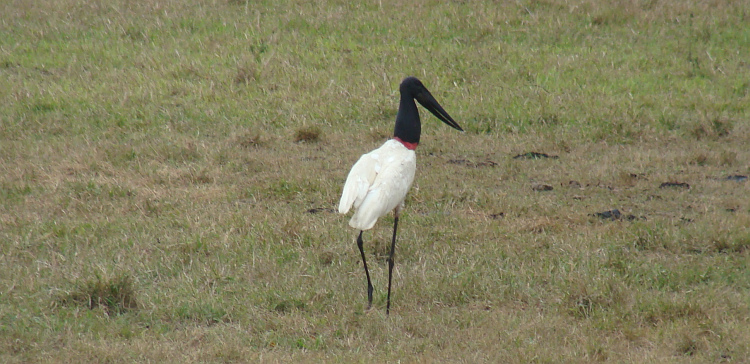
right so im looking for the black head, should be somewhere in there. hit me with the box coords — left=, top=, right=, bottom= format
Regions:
left=399, top=76, right=427, bottom=96
left=394, top=77, right=463, bottom=144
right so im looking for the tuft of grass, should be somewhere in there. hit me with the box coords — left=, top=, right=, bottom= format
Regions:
left=234, top=64, right=259, bottom=85
left=640, top=298, right=707, bottom=326
left=689, top=118, right=734, bottom=140
left=676, top=332, right=705, bottom=357
left=234, top=131, right=266, bottom=149
left=57, top=274, right=138, bottom=315
left=294, top=126, right=322, bottom=143
left=271, top=297, right=306, bottom=313
left=174, top=303, right=228, bottom=325
left=318, top=251, right=335, bottom=266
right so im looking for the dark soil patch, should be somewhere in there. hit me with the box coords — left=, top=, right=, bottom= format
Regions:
left=726, top=175, right=748, bottom=182
left=448, top=159, right=497, bottom=168
left=659, top=182, right=690, bottom=189
left=532, top=183, right=553, bottom=191
left=489, top=212, right=505, bottom=219
left=513, top=152, right=559, bottom=160
left=306, top=207, right=336, bottom=214
left=591, top=209, right=641, bottom=221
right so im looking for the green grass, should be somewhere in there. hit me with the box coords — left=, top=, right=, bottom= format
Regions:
left=2, top=0, right=750, bottom=362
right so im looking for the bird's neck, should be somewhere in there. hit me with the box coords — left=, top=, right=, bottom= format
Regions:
left=393, top=95, right=421, bottom=145
left=393, top=136, right=418, bottom=150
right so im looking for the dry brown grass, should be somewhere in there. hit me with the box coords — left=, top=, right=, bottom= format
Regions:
left=1, top=0, right=750, bottom=362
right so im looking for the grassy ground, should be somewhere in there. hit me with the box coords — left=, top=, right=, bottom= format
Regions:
left=1, top=0, right=749, bottom=362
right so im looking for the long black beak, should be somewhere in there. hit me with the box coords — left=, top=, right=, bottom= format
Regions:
left=415, top=91, right=463, bottom=132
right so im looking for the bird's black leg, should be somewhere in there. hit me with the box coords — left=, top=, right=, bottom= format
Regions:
left=386, top=215, right=399, bottom=315
left=357, top=231, right=374, bottom=309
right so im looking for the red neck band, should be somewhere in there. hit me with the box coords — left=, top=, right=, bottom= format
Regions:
left=393, top=137, right=418, bottom=150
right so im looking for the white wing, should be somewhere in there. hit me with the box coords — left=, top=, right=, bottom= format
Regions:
left=339, top=140, right=416, bottom=231
left=338, top=151, right=379, bottom=214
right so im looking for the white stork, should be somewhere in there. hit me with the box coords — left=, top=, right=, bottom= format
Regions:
left=338, top=76, right=463, bottom=314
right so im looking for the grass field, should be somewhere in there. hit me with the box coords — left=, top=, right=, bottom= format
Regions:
left=1, top=0, right=749, bottom=362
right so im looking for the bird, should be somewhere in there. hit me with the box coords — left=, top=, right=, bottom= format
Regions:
left=338, top=76, right=463, bottom=315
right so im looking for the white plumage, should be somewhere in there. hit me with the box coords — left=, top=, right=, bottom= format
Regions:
left=338, top=139, right=416, bottom=230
